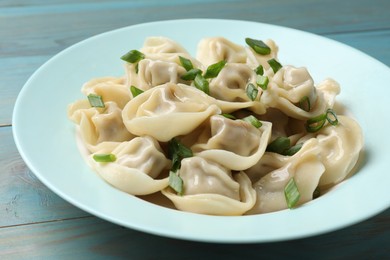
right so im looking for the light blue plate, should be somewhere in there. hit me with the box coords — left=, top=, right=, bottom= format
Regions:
left=13, top=19, right=390, bottom=243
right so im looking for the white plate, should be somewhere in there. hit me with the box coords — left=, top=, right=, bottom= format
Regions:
left=13, top=19, right=390, bottom=243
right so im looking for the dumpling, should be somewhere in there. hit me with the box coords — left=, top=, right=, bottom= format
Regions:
left=140, top=36, right=189, bottom=54
left=261, top=66, right=340, bottom=120
left=196, top=37, right=247, bottom=66
left=122, top=83, right=221, bottom=142
left=192, top=115, right=272, bottom=170
left=312, top=115, right=364, bottom=187
left=81, top=77, right=130, bottom=109
left=89, top=136, right=170, bottom=195
left=246, top=138, right=325, bottom=214
left=162, top=157, right=256, bottom=216
left=68, top=100, right=134, bottom=152
left=126, top=58, right=188, bottom=92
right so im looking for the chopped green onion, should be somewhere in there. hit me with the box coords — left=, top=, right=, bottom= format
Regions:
left=181, top=68, right=202, bottom=81
left=135, top=62, right=139, bottom=74
left=242, top=115, right=262, bottom=128
left=326, top=108, right=339, bottom=126
left=87, top=94, right=105, bottom=108
left=305, top=113, right=327, bottom=133
left=93, top=153, right=116, bottom=162
left=256, top=75, right=269, bottom=90
left=179, top=56, right=193, bottom=71
left=246, top=83, right=259, bottom=101
left=169, top=171, right=184, bottom=195
left=254, top=65, right=264, bottom=75
left=268, top=58, right=282, bottom=73
left=168, top=138, right=193, bottom=172
left=266, top=137, right=291, bottom=154
left=130, top=85, right=144, bottom=97
left=299, top=96, right=311, bottom=112
left=245, top=38, right=271, bottom=55
left=194, top=74, right=210, bottom=95
left=221, top=113, right=236, bottom=120
left=203, top=60, right=226, bottom=79
left=120, top=50, right=145, bottom=63
left=283, top=143, right=303, bottom=156
left=284, top=178, right=301, bottom=209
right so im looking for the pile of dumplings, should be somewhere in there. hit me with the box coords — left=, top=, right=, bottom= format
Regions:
left=68, top=36, right=363, bottom=216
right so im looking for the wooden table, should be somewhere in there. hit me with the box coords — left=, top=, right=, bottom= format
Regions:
left=1, top=0, right=389, bottom=258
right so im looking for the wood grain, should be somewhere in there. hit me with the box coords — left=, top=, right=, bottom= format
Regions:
left=0, top=127, right=90, bottom=227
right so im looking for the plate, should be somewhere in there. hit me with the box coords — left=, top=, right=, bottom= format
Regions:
left=13, top=19, right=390, bottom=243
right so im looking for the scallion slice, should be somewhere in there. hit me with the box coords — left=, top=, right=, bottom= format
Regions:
left=120, top=50, right=145, bottom=63
left=243, top=115, right=262, bottom=128
left=283, top=143, right=303, bottom=156
left=93, top=153, right=116, bottom=163
left=254, top=65, right=264, bottom=75
left=284, top=178, right=301, bottom=209
left=306, top=113, right=327, bottom=133
left=266, top=137, right=291, bottom=154
left=203, top=60, right=226, bottom=79
left=246, top=83, right=259, bottom=101
left=221, top=113, right=236, bottom=120
left=245, top=38, right=271, bottom=55
left=169, top=171, right=184, bottom=195
left=168, top=138, right=193, bottom=172
left=87, top=94, right=105, bottom=108
left=268, top=58, right=282, bottom=73
left=181, top=68, right=202, bottom=81
left=326, top=108, right=339, bottom=125
left=256, top=75, right=269, bottom=90
left=130, top=85, right=144, bottom=97
left=299, top=96, right=311, bottom=112
left=194, top=74, right=210, bottom=95
left=179, top=56, right=193, bottom=71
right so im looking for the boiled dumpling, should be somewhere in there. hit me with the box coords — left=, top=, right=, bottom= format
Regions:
left=246, top=138, right=325, bottom=214
left=122, top=83, right=221, bottom=141
left=89, top=136, right=170, bottom=195
left=192, top=115, right=272, bottom=170
left=162, top=157, right=256, bottom=216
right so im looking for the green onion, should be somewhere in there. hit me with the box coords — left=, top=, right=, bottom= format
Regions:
left=168, top=138, right=193, bottom=172
left=181, top=68, right=202, bottom=81
left=221, top=113, right=236, bottom=120
left=283, top=143, right=303, bottom=156
left=245, top=38, right=271, bottom=55
left=268, top=58, right=282, bottom=73
left=169, top=171, right=184, bottom=195
left=135, top=62, right=139, bottom=74
left=87, top=94, right=105, bottom=108
left=120, top=50, right=145, bottom=63
left=130, top=85, right=144, bottom=97
left=254, top=65, right=264, bottom=75
left=194, top=74, right=210, bottom=95
left=246, top=83, right=259, bottom=101
left=299, top=96, right=311, bottom=112
left=203, top=60, right=226, bottom=79
left=93, top=153, right=116, bottom=162
left=256, top=75, right=269, bottom=90
left=326, top=108, right=339, bottom=126
left=242, top=115, right=262, bottom=128
left=179, top=56, right=194, bottom=71
left=266, top=137, right=291, bottom=154
left=305, top=113, right=327, bottom=133
left=284, top=178, right=301, bottom=209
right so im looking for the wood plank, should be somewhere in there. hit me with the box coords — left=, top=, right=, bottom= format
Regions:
left=0, top=209, right=389, bottom=258
left=0, top=0, right=389, bottom=58
left=0, top=126, right=90, bottom=227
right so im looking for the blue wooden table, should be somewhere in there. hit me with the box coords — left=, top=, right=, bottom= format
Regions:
left=1, top=0, right=389, bottom=258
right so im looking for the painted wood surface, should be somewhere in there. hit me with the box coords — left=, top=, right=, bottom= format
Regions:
left=1, top=0, right=389, bottom=258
